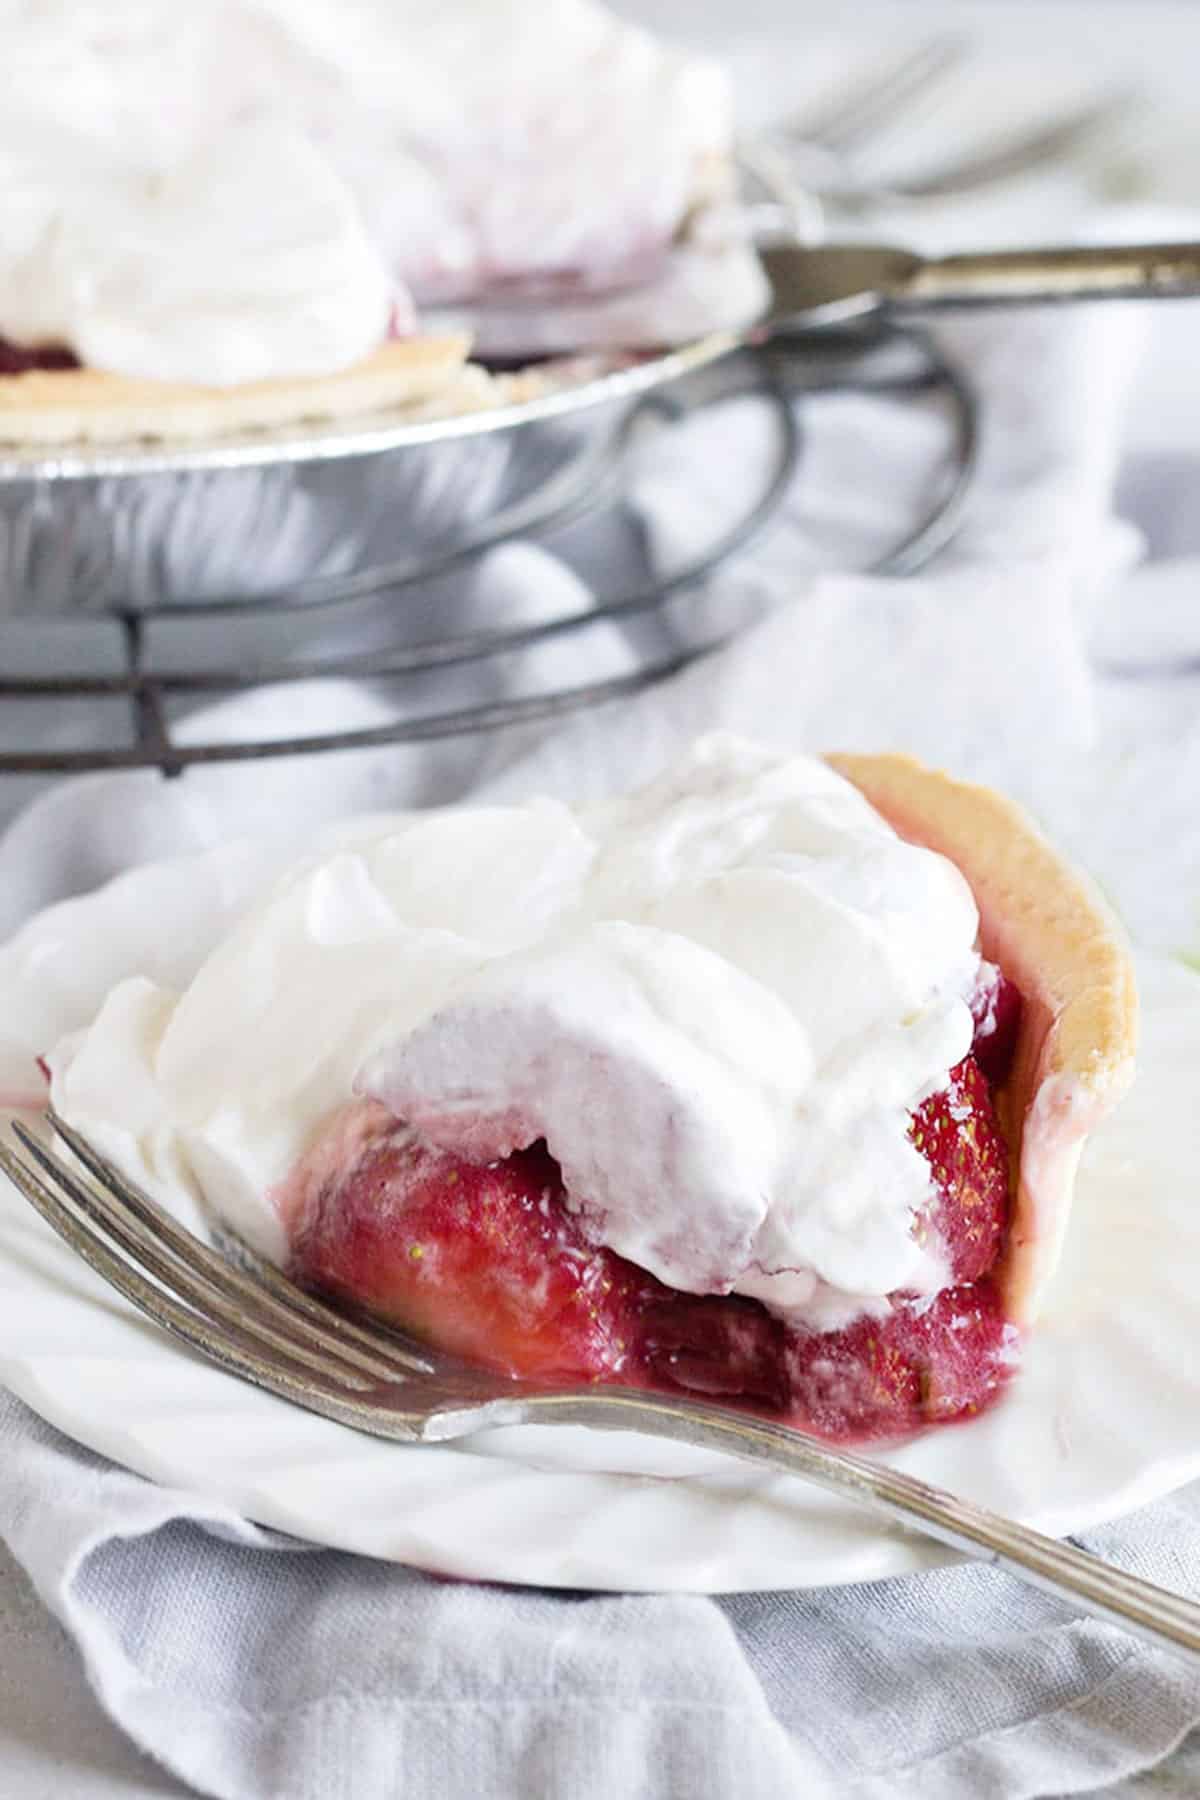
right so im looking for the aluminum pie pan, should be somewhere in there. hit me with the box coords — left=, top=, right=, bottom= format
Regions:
left=0, top=332, right=739, bottom=482
left=0, top=333, right=739, bottom=617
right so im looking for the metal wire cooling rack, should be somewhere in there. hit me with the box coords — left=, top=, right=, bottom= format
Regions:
left=0, top=324, right=979, bottom=778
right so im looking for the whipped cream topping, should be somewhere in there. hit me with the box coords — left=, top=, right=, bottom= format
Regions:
left=2, top=124, right=396, bottom=386
left=0, top=0, right=732, bottom=384
left=50, top=737, right=983, bottom=1328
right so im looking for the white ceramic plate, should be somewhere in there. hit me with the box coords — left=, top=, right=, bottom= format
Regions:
left=0, top=841, right=1198, bottom=1592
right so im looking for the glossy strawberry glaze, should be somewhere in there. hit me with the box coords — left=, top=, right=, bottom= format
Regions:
left=288, top=967, right=1024, bottom=1443
left=0, top=338, right=79, bottom=374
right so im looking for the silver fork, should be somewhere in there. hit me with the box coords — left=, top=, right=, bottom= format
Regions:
left=767, top=37, right=969, bottom=157
left=5, top=1110, right=1200, bottom=1669
left=738, top=40, right=968, bottom=241
left=809, top=92, right=1136, bottom=212
left=740, top=37, right=1138, bottom=231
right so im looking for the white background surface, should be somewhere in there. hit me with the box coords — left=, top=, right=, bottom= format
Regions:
left=5, top=1, right=1200, bottom=1794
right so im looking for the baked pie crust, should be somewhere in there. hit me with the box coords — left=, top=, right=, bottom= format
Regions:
left=829, top=752, right=1139, bottom=1326
left=0, top=333, right=473, bottom=445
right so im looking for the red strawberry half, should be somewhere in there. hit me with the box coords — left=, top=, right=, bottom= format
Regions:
left=969, top=961, right=1023, bottom=1087
left=290, top=1111, right=657, bottom=1382
left=911, top=1055, right=1010, bottom=1286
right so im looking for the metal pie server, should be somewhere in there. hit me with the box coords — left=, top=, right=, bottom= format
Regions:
left=446, top=239, right=1200, bottom=361
left=759, top=238, right=1200, bottom=329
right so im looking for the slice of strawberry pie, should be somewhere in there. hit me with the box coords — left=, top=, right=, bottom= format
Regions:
left=48, top=739, right=1137, bottom=1444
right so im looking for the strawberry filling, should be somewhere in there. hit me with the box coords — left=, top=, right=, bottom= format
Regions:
left=0, top=338, right=80, bottom=374
left=289, top=964, right=1024, bottom=1443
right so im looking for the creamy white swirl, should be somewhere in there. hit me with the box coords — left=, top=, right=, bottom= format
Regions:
left=1, top=124, right=396, bottom=385
left=50, top=737, right=983, bottom=1328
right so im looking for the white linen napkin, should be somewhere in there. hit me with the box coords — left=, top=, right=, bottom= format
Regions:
left=5, top=298, right=1200, bottom=1800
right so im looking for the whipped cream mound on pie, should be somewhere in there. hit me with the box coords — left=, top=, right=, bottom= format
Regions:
left=0, top=0, right=748, bottom=440
left=46, top=736, right=1137, bottom=1441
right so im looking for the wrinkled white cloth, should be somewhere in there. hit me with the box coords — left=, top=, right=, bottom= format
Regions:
left=4, top=1388, right=1200, bottom=1800
left=5, top=292, right=1200, bottom=1800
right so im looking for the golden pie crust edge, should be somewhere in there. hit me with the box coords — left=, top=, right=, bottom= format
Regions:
left=828, top=750, right=1139, bottom=1327
left=0, top=334, right=473, bottom=444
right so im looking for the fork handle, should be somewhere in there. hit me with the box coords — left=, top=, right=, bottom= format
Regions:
left=483, top=1390, right=1200, bottom=1666
left=901, top=242, right=1200, bottom=309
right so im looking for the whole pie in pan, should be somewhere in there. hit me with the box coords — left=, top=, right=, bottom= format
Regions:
left=47, top=737, right=1138, bottom=1444
left=0, top=0, right=754, bottom=443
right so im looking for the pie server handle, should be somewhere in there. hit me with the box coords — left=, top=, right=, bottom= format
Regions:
left=759, top=239, right=1200, bottom=330
left=904, top=240, right=1200, bottom=308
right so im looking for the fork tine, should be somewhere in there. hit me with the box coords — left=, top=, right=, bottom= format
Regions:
left=12, top=1122, right=399, bottom=1393
left=8, top=1126, right=1200, bottom=1667
left=883, top=90, right=1138, bottom=201
left=0, top=1136, right=386, bottom=1415
left=45, top=1110, right=434, bottom=1376
left=780, top=37, right=965, bottom=154
left=208, top=1218, right=439, bottom=1373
